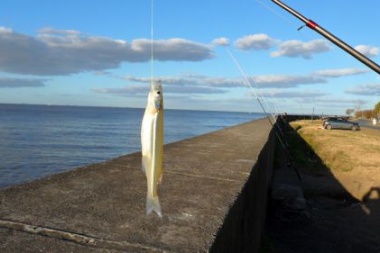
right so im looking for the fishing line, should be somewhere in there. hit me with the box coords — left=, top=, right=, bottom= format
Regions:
left=254, top=0, right=305, bottom=116
left=255, top=0, right=315, bottom=116
left=228, top=50, right=281, bottom=132
left=228, top=48, right=287, bottom=140
left=249, top=75, right=278, bottom=124
left=227, top=49, right=274, bottom=125
left=228, top=52, right=276, bottom=129
left=227, top=48, right=302, bottom=182
left=253, top=0, right=311, bottom=115
left=150, top=0, right=154, bottom=85
left=226, top=48, right=277, bottom=124
left=227, top=47, right=282, bottom=131
left=254, top=0, right=296, bottom=28
left=250, top=2, right=308, bottom=116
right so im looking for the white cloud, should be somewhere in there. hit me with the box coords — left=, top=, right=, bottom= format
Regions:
left=355, top=45, right=379, bottom=58
left=212, top=37, right=230, bottom=46
left=0, top=26, right=13, bottom=33
left=346, top=83, right=380, bottom=96
left=258, top=89, right=326, bottom=98
left=124, top=74, right=244, bottom=88
left=234, top=34, right=277, bottom=51
left=250, top=74, right=326, bottom=88
left=123, top=73, right=327, bottom=90
left=93, top=85, right=146, bottom=95
left=0, top=77, right=46, bottom=88
left=93, top=70, right=368, bottom=114
left=313, top=68, right=369, bottom=77
left=300, top=97, right=368, bottom=107
left=93, top=84, right=227, bottom=96
left=92, top=72, right=329, bottom=101
left=38, top=27, right=81, bottom=36
left=0, top=27, right=215, bottom=76
left=271, top=39, right=330, bottom=59
left=166, top=85, right=227, bottom=94
left=131, top=38, right=214, bottom=61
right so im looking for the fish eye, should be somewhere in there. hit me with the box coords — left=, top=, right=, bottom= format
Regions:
left=157, top=91, right=161, bottom=94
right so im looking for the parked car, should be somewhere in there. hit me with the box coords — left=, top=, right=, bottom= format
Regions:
left=321, top=116, right=348, bottom=126
left=324, top=118, right=360, bottom=131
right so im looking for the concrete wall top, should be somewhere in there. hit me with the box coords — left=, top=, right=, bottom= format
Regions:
left=0, top=118, right=272, bottom=253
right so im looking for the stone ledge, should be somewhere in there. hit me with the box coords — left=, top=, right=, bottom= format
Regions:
left=0, top=118, right=273, bottom=253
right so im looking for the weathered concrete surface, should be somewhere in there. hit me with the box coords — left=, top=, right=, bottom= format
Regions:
left=210, top=121, right=276, bottom=253
left=0, top=118, right=273, bottom=252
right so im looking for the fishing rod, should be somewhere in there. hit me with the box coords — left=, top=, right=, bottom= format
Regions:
left=271, top=0, right=380, bottom=75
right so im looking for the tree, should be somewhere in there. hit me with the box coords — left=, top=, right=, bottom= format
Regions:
left=374, top=101, right=380, bottom=116
left=345, top=109, right=354, bottom=116
left=355, top=110, right=374, bottom=119
left=355, top=100, right=365, bottom=118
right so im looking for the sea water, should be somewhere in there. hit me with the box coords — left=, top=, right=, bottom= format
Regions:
left=0, top=104, right=264, bottom=189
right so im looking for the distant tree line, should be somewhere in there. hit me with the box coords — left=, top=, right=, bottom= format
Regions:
left=346, top=101, right=380, bottom=119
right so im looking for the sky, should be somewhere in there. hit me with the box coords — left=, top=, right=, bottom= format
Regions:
left=0, top=0, right=379, bottom=115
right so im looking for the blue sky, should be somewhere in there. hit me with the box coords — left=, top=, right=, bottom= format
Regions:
left=0, top=0, right=379, bottom=115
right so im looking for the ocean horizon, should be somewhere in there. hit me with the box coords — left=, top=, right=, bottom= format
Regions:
left=0, top=103, right=265, bottom=189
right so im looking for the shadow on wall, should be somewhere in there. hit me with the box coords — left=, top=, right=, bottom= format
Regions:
left=260, top=122, right=380, bottom=253
left=210, top=125, right=277, bottom=253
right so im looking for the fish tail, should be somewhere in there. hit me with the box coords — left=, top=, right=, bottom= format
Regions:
left=146, top=195, right=162, bottom=218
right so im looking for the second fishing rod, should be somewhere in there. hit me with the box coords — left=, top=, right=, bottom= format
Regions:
left=272, top=0, right=380, bottom=76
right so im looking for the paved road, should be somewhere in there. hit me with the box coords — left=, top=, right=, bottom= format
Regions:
left=358, top=119, right=380, bottom=130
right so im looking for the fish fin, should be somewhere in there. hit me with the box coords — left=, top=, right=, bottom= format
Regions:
left=146, top=195, right=162, bottom=218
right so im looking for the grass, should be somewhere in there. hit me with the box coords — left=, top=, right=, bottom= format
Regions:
left=288, top=120, right=380, bottom=173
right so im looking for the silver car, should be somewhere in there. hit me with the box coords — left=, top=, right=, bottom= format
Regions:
left=324, top=118, right=360, bottom=131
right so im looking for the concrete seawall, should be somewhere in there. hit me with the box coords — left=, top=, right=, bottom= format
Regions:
left=0, top=118, right=275, bottom=252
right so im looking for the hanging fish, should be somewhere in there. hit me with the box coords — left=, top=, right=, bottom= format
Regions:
left=141, top=81, right=164, bottom=217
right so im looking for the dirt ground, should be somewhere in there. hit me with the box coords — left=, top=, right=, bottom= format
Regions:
left=260, top=122, right=380, bottom=253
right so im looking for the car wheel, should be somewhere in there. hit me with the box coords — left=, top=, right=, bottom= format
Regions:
left=351, top=125, right=358, bottom=131
left=326, top=125, right=332, bottom=130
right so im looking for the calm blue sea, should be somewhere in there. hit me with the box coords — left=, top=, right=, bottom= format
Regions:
left=0, top=104, right=264, bottom=189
